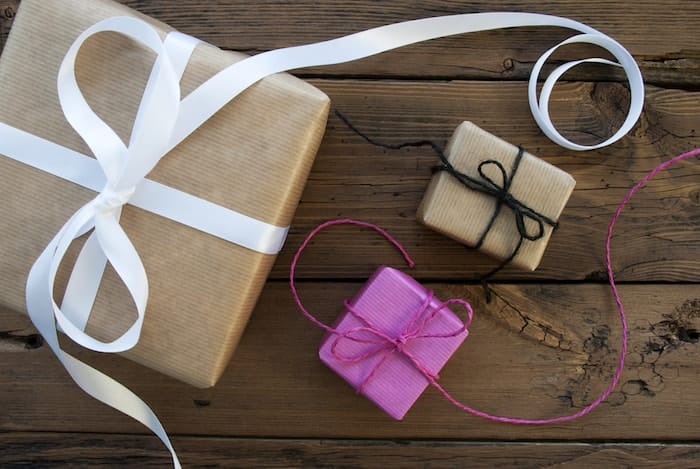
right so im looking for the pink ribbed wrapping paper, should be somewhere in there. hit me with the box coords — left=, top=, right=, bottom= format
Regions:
left=319, top=266, right=468, bottom=420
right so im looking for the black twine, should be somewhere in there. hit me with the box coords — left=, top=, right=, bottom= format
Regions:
left=335, top=110, right=559, bottom=302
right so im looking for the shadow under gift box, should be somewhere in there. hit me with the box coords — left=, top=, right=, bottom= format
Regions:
left=417, top=122, right=576, bottom=271
left=320, top=266, right=469, bottom=420
left=0, top=0, right=329, bottom=388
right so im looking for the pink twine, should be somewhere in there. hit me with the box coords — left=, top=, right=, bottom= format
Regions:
left=289, top=219, right=416, bottom=335
left=332, top=295, right=472, bottom=395
left=290, top=148, right=699, bottom=425
left=289, top=219, right=474, bottom=395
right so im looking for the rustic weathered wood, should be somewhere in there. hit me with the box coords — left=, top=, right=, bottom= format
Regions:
left=3, top=283, right=699, bottom=440
left=114, top=0, right=699, bottom=87
left=1, top=0, right=699, bottom=467
left=1, top=1, right=699, bottom=86
left=3, top=433, right=700, bottom=468
left=0, top=0, right=17, bottom=51
left=271, top=80, right=700, bottom=282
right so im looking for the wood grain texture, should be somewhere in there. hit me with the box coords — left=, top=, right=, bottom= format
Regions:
left=2, top=1, right=699, bottom=86
left=0, top=0, right=17, bottom=50
left=111, top=0, right=699, bottom=87
left=1, top=0, right=699, bottom=467
left=3, top=433, right=700, bottom=468
left=3, top=283, right=700, bottom=440
left=271, top=80, right=700, bottom=281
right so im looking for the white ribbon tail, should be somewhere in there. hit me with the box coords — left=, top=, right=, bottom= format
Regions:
left=25, top=268, right=180, bottom=468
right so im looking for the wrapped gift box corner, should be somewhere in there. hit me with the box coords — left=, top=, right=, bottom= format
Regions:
left=416, top=122, right=576, bottom=271
left=319, top=266, right=468, bottom=419
left=0, top=0, right=330, bottom=388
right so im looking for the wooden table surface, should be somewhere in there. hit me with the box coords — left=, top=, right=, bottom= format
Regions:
left=2, top=0, right=700, bottom=467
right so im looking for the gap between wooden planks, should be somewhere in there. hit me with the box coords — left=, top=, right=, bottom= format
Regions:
left=1, top=4, right=698, bottom=284
left=2, top=433, right=700, bottom=468
left=0, top=0, right=699, bottom=466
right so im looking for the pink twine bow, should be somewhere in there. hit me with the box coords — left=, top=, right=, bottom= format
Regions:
left=330, top=293, right=473, bottom=395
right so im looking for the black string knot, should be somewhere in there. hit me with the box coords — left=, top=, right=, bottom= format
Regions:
left=433, top=148, right=558, bottom=250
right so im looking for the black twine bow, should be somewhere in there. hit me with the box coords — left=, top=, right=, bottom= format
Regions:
left=432, top=147, right=559, bottom=301
left=335, top=110, right=559, bottom=302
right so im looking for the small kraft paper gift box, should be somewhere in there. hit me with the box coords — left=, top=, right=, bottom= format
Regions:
left=320, top=266, right=469, bottom=419
left=0, top=0, right=329, bottom=387
left=417, top=122, right=576, bottom=271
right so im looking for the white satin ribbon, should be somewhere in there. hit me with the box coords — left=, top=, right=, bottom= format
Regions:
left=1, top=12, right=645, bottom=468
left=176, top=12, right=643, bottom=152
left=24, top=17, right=191, bottom=469
left=0, top=123, right=290, bottom=256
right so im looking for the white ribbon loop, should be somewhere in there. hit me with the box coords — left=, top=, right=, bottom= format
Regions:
left=173, top=12, right=644, bottom=152
left=38, top=17, right=192, bottom=353
left=527, top=33, right=645, bottom=150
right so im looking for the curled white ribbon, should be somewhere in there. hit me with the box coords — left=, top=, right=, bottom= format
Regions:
left=25, top=17, right=192, bottom=468
left=177, top=12, right=644, bottom=152
left=2, top=12, right=645, bottom=468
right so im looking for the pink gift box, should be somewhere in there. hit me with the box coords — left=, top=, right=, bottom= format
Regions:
left=319, top=266, right=469, bottom=420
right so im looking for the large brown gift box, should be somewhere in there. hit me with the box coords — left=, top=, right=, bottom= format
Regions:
left=0, top=0, right=329, bottom=387
left=417, top=122, right=576, bottom=271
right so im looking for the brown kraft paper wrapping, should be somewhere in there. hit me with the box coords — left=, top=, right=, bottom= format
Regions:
left=0, top=0, right=330, bottom=387
left=417, top=122, right=576, bottom=271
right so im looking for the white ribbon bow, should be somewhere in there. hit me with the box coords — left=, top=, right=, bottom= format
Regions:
left=1, top=12, right=645, bottom=469
left=28, top=17, right=191, bottom=352
left=24, top=17, right=202, bottom=468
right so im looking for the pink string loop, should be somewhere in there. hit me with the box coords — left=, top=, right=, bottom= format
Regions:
left=290, top=219, right=415, bottom=335
left=290, top=150, right=698, bottom=426
left=289, top=218, right=472, bottom=395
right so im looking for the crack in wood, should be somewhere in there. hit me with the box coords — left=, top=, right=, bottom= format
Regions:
left=568, top=325, right=616, bottom=407
left=620, top=298, right=700, bottom=403
left=484, top=288, right=620, bottom=410
left=584, top=270, right=608, bottom=282
left=489, top=287, right=573, bottom=352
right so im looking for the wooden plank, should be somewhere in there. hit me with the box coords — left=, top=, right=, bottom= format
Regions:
left=0, top=0, right=697, bottom=466
left=0, top=76, right=694, bottom=282
left=2, top=433, right=700, bottom=468
left=118, top=0, right=699, bottom=87
left=2, top=282, right=700, bottom=440
left=1, top=1, right=698, bottom=86
left=271, top=80, right=700, bottom=281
